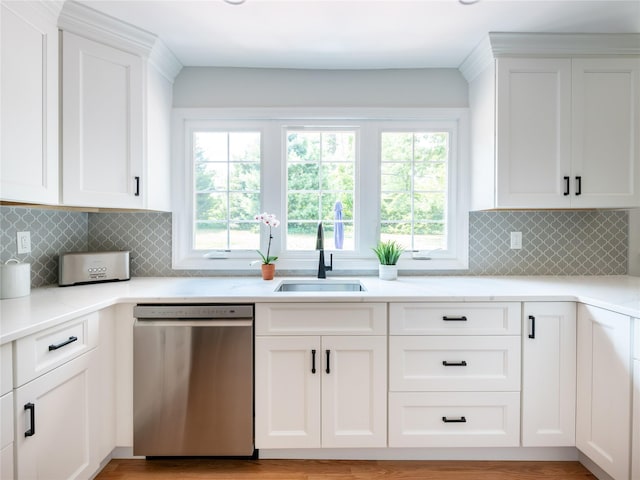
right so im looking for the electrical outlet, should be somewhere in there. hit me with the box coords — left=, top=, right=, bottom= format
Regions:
left=510, top=231, right=522, bottom=250
left=17, top=231, right=31, bottom=254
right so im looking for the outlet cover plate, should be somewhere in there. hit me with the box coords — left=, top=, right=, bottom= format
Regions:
left=17, top=231, right=31, bottom=254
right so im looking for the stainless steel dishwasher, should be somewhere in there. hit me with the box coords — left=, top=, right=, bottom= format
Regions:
left=133, top=304, right=254, bottom=457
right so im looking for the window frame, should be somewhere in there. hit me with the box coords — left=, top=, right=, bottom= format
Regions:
left=172, top=108, right=469, bottom=272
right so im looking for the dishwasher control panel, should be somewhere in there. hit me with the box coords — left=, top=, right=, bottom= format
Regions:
left=133, top=304, right=254, bottom=320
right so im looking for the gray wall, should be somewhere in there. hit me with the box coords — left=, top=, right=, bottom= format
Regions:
left=0, top=206, right=628, bottom=287
left=173, top=67, right=468, bottom=108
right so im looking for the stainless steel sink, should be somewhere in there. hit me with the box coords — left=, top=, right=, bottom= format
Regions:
left=275, top=280, right=366, bottom=292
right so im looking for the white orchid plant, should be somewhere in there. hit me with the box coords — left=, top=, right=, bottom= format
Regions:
left=255, top=212, right=280, bottom=265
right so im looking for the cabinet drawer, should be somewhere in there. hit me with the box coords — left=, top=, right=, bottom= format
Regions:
left=15, top=313, right=98, bottom=386
left=389, top=391, right=520, bottom=447
left=390, top=303, right=521, bottom=335
left=389, top=336, right=521, bottom=392
left=255, top=303, right=386, bottom=335
left=0, top=344, right=12, bottom=395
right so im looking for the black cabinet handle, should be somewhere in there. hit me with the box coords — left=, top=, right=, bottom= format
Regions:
left=442, top=416, right=466, bottom=423
left=48, top=336, right=78, bottom=351
left=134, top=176, right=140, bottom=196
left=24, top=403, right=35, bottom=437
left=442, top=316, right=467, bottom=322
left=311, top=349, right=316, bottom=374
left=575, top=176, right=582, bottom=196
left=442, top=360, right=467, bottom=367
left=528, top=315, right=536, bottom=339
left=563, top=176, right=570, bottom=196
left=325, top=350, right=331, bottom=374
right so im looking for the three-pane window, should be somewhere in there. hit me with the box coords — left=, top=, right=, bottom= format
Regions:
left=174, top=111, right=467, bottom=271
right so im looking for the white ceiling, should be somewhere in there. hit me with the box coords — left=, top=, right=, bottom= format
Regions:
left=77, top=0, right=640, bottom=69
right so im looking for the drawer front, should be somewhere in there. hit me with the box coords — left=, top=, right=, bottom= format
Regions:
left=390, top=303, right=521, bottom=335
left=0, top=344, right=12, bottom=395
left=389, top=336, right=521, bottom=392
left=389, top=391, right=520, bottom=447
left=15, top=313, right=98, bottom=386
left=255, top=303, right=387, bottom=335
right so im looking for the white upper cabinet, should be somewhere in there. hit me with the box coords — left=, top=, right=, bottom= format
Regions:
left=58, top=1, right=181, bottom=210
left=496, top=58, right=572, bottom=208
left=571, top=58, right=640, bottom=208
left=1, top=1, right=61, bottom=204
left=61, top=31, right=145, bottom=209
left=463, top=33, right=640, bottom=210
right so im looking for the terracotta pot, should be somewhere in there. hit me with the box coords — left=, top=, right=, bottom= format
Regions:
left=261, top=263, right=276, bottom=280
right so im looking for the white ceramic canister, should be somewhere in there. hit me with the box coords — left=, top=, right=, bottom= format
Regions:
left=0, top=260, right=31, bottom=299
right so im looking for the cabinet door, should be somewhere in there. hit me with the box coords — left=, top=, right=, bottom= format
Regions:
left=576, top=304, right=631, bottom=480
left=1, top=2, right=59, bottom=204
left=255, top=336, right=321, bottom=449
left=321, top=336, right=387, bottom=448
left=92, top=309, right=116, bottom=465
left=572, top=58, right=640, bottom=208
left=62, top=31, right=144, bottom=208
left=496, top=58, right=572, bottom=208
left=633, top=359, right=640, bottom=480
left=15, top=351, right=97, bottom=480
left=521, top=302, right=576, bottom=447
left=0, top=392, right=13, bottom=480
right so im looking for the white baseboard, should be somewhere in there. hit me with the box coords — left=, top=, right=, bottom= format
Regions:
left=258, top=447, right=580, bottom=461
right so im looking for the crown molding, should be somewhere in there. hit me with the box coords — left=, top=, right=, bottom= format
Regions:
left=149, top=39, right=183, bottom=83
left=459, top=32, right=640, bottom=83
left=58, top=0, right=157, bottom=57
left=459, top=36, right=494, bottom=83
left=490, top=32, right=640, bottom=57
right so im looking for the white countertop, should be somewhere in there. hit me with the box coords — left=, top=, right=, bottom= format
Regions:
left=1, top=275, right=639, bottom=345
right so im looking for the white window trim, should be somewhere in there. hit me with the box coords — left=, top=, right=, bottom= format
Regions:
left=172, top=107, right=469, bottom=272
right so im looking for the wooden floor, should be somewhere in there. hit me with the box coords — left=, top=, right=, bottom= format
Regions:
left=96, top=459, right=597, bottom=479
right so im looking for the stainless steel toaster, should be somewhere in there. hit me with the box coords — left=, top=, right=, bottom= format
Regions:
left=59, top=251, right=130, bottom=286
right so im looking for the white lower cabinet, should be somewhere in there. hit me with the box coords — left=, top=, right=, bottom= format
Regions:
left=15, top=350, right=98, bottom=479
left=0, top=392, right=13, bottom=480
left=388, top=303, right=521, bottom=448
left=632, top=317, right=640, bottom=480
left=577, top=304, right=632, bottom=480
left=521, top=302, right=576, bottom=447
left=633, top=359, right=640, bottom=480
left=255, top=303, right=387, bottom=449
left=11, top=310, right=115, bottom=480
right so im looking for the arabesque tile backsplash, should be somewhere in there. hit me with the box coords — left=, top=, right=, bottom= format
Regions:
left=0, top=206, right=629, bottom=287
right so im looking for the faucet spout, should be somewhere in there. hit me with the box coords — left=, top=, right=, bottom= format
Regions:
left=316, top=222, right=333, bottom=278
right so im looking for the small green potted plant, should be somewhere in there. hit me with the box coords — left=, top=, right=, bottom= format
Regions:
left=372, top=240, right=404, bottom=280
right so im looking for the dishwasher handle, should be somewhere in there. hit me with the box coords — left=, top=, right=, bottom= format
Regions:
left=134, top=319, right=253, bottom=327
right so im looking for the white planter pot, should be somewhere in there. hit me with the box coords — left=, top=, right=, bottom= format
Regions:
left=378, top=264, right=398, bottom=281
